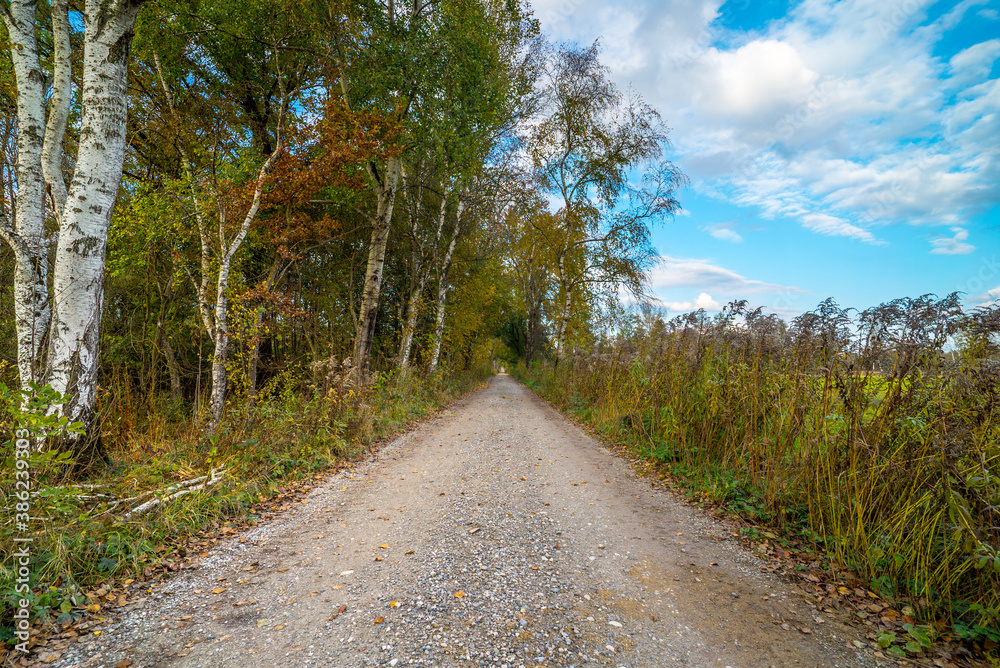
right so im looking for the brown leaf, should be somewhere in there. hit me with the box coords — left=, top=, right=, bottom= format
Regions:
left=338, top=605, right=347, bottom=613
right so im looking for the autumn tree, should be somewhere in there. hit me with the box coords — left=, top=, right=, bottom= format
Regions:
left=312, top=0, right=536, bottom=374
left=530, top=42, right=686, bottom=363
left=130, top=0, right=309, bottom=430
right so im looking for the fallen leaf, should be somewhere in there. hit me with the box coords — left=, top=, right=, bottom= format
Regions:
left=800, top=627, right=812, bottom=634
left=273, top=624, right=285, bottom=631
left=374, top=556, right=383, bottom=561
left=338, top=605, right=347, bottom=613
left=117, top=660, right=133, bottom=668
left=404, top=550, right=415, bottom=555
left=389, top=601, right=399, bottom=608
left=379, top=543, right=389, bottom=549
left=212, top=588, right=225, bottom=594
left=277, top=568, right=289, bottom=573
left=453, top=591, right=465, bottom=598
left=257, top=619, right=271, bottom=627
left=375, top=617, right=384, bottom=624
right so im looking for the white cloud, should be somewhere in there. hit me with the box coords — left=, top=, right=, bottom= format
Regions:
left=535, top=0, right=1000, bottom=246
left=949, top=39, right=1000, bottom=86
left=660, top=292, right=721, bottom=312
left=648, top=256, right=805, bottom=294
left=705, top=221, right=743, bottom=242
left=801, top=213, right=881, bottom=244
left=694, top=40, right=818, bottom=122
left=930, top=227, right=975, bottom=254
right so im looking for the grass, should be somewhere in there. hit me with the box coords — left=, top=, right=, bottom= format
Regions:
left=0, top=365, right=490, bottom=651
left=516, top=296, right=1000, bottom=661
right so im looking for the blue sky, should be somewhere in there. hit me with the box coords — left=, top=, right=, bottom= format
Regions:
left=532, top=0, right=1000, bottom=317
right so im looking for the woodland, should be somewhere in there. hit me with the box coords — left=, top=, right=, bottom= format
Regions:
left=0, top=0, right=998, bottom=663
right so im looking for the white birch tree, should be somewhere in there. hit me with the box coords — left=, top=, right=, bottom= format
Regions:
left=2, top=0, right=146, bottom=461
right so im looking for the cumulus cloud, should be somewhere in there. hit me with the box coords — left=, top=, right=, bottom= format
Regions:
left=930, top=227, right=975, bottom=254
left=532, top=0, right=1000, bottom=249
left=694, top=40, right=818, bottom=122
left=659, top=292, right=721, bottom=312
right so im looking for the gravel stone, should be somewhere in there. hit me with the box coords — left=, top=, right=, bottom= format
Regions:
left=54, top=375, right=881, bottom=668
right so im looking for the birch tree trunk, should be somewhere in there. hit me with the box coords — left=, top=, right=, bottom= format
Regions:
left=155, top=49, right=289, bottom=432
left=3, top=0, right=145, bottom=461
left=552, top=241, right=573, bottom=366
left=554, top=283, right=573, bottom=367
left=397, top=190, right=446, bottom=370
left=427, top=199, right=465, bottom=374
left=0, top=0, right=66, bottom=388
left=354, top=157, right=401, bottom=374
left=207, top=143, right=284, bottom=431
left=44, top=0, right=146, bottom=462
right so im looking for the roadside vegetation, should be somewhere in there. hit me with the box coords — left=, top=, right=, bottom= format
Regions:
left=516, top=296, right=1000, bottom=662
left=0, top=367, right=488, bottom=655
left=4, top=0, right=992, bottom=665
left=1, top=0, right=687, bottom=657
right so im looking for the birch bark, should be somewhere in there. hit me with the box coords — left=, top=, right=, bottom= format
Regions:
left=1, top=0, right=54, bottom=388
left=427, top=198, right=465, bottom=373
left=207, top=141, right=284, bottom=431
left=397, top=188, right=446, bottom=370
left=3, top=0, right=146, bottom=462
left=154, top=49, right=289, bottom=431
left=354, top=157, right=401, bottom=374
left=44, top=0, right=146, bottom=459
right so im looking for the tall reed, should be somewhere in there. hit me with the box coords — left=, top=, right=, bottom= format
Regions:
left=524, top=296, right=999, bottom=641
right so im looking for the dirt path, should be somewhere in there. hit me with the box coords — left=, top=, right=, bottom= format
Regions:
left=56, top=374, right=884, bottom=668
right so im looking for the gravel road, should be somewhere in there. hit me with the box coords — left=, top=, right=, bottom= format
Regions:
left=56, top=374, right=883, bottom=668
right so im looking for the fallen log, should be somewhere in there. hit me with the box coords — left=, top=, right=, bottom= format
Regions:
left=123, top=469, right=226, bottom=518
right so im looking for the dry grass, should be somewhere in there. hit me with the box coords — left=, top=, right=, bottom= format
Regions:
left=520, top=296, right=999, bottom=651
